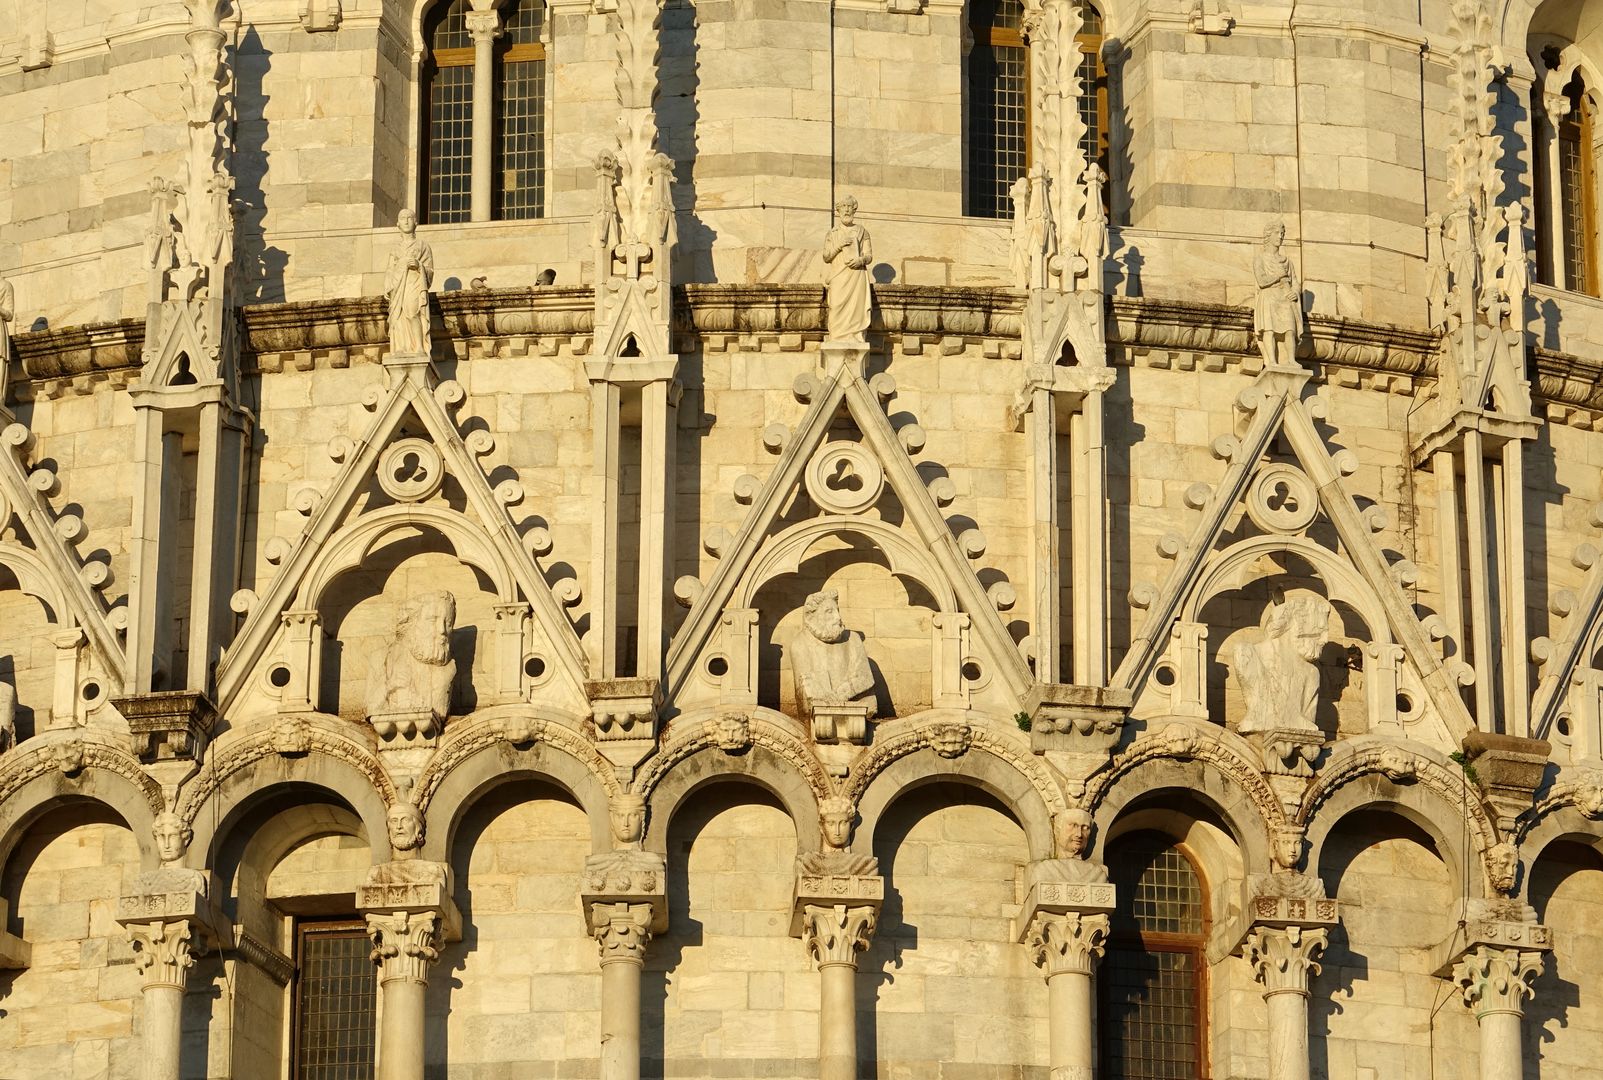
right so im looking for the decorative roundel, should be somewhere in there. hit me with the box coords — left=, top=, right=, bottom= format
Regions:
left=1246, top=463, right=1317, bottom=535
left=377, top=437, right=445, bottom=503
left=804, top=442, right=884, bottom=515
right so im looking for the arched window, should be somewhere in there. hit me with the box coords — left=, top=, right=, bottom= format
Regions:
left=421, top=0, right=548, bottom=225
left=1100, top=832, right=1209, bottom=1078
left=965, top=0, right=1107, bottom=220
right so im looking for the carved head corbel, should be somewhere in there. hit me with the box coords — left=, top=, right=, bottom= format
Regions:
left=609, top=792, right=647, bottom=849
left=820, top=796, right=856, bottom=851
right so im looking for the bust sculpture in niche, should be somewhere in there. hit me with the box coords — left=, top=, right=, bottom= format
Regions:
left=1032, top=808, right=1109, bottom=885
left=1234, top=595, right=1331, bottom=735
left=366, top=591, right=457, bottom=729
left=789, top=589, right=874, bottom=719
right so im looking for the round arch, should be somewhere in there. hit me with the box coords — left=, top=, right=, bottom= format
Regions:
left=421, top=739, right=613, bottom=860
left=1182, top=534, right=1392, bottom=642
left=1088, top=755, right=1274, bottom=872
left=856, top=746, right=1054, bottom=861
left=1303, top=780, right=1476, bottom=896
left=187, top=754, right=392, bottom=870
left=0, top=772, right=159, bottom=876
left=644, top=744, right=819, bottom=855
left=1518, top=806, right=1603, bottom=890
left=736, top=516, right=958, bottom=613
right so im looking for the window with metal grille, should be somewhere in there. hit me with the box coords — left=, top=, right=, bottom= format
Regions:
left=293, top=921, right=377, bottom=1080
left=1100, top=833, right=1208, bottom=1079
left=496, top=0, right=547, bottom=220
left=1557, top=77, right=1597, bottom=296
left=422, top=0, right=548, bottom=224
left=965, top=0, right=1107, bottom=220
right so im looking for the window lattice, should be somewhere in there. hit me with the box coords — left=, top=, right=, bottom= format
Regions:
left=967, top=0, right=1107, bottom=220
left=496, top=0, right=546, bottom=220
left=294, top=923, right=376, bottom=1080
left=425, top=0, right=475, bottom=224
left=1559, top=92, right=1594, bottom=295
left=1100, top=834, right=1207, bottom=1079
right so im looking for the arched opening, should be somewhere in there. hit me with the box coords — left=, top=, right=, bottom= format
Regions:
left=865, top=781, right=1044, bottom=1075
left=428, top=781, right=595, bottom=1074
left=1522, top=838, right=1603, bottom=1075
left=1, top=801, right=143, bottom=1078
left=646, top=783, right=803, bottom=1076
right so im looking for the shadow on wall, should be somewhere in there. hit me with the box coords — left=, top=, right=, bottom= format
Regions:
left=234, top=27, right=289, bottom=304
left=655, top=0, right=716, bottom=282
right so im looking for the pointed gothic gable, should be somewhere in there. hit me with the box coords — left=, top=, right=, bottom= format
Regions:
left=1113, top=369, right=1475, bottom=745
left=214, top=360, right=586, bottom=713
left=0, top=423, right=125, bottom=690
left=1532, top=507, right=1603, bottom=753
left=665, top=356, right=1032, bottom=710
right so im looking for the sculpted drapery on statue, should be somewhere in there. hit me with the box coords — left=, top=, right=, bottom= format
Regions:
left=1233, top=595, right=1331, bottom=734
left=0, top=271, right=13, bottom=391
left=790, top=590, right=875, bottom=718
left=366, top=591, right=457, bottom=732
left=1253, top=220, right=1304, bottom=369
left=385, top=209, right=435, bottom=357
left=823, top=196, right=873, bottom=343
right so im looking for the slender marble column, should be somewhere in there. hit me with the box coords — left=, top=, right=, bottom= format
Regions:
left=464, top=10, right=501, bottom=222
left=1455, top=946, right=1543, bottom=1080
left=366, top=910, right=443, bottom=1080
left=801, top=903, right=877, bottom=1080
left=126, top=919, right=201, bottom=1080
left=1026, top=910, right=1109, bottom=1080
left=593, top=901, right=654, bottom=1080
left=1244, top=925, right=1328, bottom=1080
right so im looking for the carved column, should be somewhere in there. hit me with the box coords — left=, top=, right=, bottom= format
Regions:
left=583, top=850, right=668, bottom=1080
left=792, top=860, right=884, bottom=1080
left=1025, top=910, right=1108, bottom=1078
left=1455, top=946, right=1543, bottom=1080
left=464, top=8, right=502, bottom=222
left=126, top=920, right=202, bottom=1080
left=1244, top=925, right=1328, bottom=1080
left=593, top=903, right=653, bottom=1080
left=1018, top=874, right=1115, bottom=1080
left=801, top=904, right=877, bottom=1080
left=358, top=862, right=459, bottom=1080
left=365, top=910, right=443, bottom=1080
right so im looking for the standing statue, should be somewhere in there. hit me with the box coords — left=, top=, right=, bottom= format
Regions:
left=1424, top=212, right=1448, bottom=331
left=1502, top=203, right=1530, bottom=335
left=384, top=209, right=435, bottom=357
left=1253, top=220, right=1304, bottom=369
left=1008, top=175, right=1032, bottom=288
left=366, top=590, right=457, bottom=724
left=0, top=271, right=13, bottom=399
left=1233, top=595, right=1331, bottom=734
left=592, top=151, right=622, bottom=272
left=789, top=589, right=874, bottom=717
left=822, top=195, right=873, bottom=343
left=1077, top=162, right=1109, bottom=288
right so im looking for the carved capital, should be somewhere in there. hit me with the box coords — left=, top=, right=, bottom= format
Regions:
left=1455, top=946, right=1542, bottom=1019
left=800, top=903, right=877, bottom=969
left=1025, top=910, right=1108, bottom=979
left=126, top=919, right=202, bottom=991
left=1244, top=925, right=1327, bottom=998
left=590, top=901, right=654, bottom=967
left=365, top=910, right=442, bottom=986
left=464, top=10, right=503, bottom=41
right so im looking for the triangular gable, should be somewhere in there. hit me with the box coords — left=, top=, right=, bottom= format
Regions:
left=1531, top=516, right=1603, bottom=743
left=592, top=278, right=672, bottom=368
left=0, top=424, right=125, bottom=687
left=215, top=360, right=585, bottom=712
left=1113, top=368, right=1475, bottom=740
left=664, top=359, right=1032, bottom=703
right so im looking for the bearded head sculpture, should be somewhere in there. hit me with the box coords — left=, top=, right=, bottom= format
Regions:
left=366, top=590, right=457, bottom=726
left=387, top=800, right=424, bottom=855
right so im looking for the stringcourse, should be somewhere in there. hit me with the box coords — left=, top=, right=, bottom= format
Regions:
left=3, top=0, right=1603, bottom=1078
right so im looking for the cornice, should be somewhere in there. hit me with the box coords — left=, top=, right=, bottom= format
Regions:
left=0, top=285, right=1520, bottom=414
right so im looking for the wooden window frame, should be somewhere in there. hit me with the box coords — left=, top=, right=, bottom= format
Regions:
left=1100, top=836, right=1212, bottom=1080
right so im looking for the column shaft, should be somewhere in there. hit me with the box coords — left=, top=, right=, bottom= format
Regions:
left=365, top=911, right=443, bottom=1080
left=377, top=978, right=427, bottom=1080
left=1455, top=946, right=1542, bottom=1080
left=593, top=902, right=653, bottom=1080
left=1046, top=968, right=1094, bottom=1078
left=818, top=962, right=857, bottom=1080
left=1477, top=1010, right=1523, bottom=1080
left=125, top=919, right=201, bottom=1080
left=1265, top=988, right=1311, bottom=1080
left=1243, top=925, right=1327, bottom=1080
left=466, top=14, right=499, bottom=222
left=141, top=983, right=186, bottom=1080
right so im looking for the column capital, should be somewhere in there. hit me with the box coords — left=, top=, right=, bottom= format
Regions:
left=1454, top=945, right=1543, bottom=1020
left=800, top=903, right=877, bottom=970
left=126, top=919, right=203, bottom=991
left=463, top=9, right=503, bottom=41
left=1025, top=909, right=1109, bottom=979
left=590, top=900, right=655, bottom=966
left=365, top=909, right=442, bottom=986
left=1243, top=924, right=1328, bottom=999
